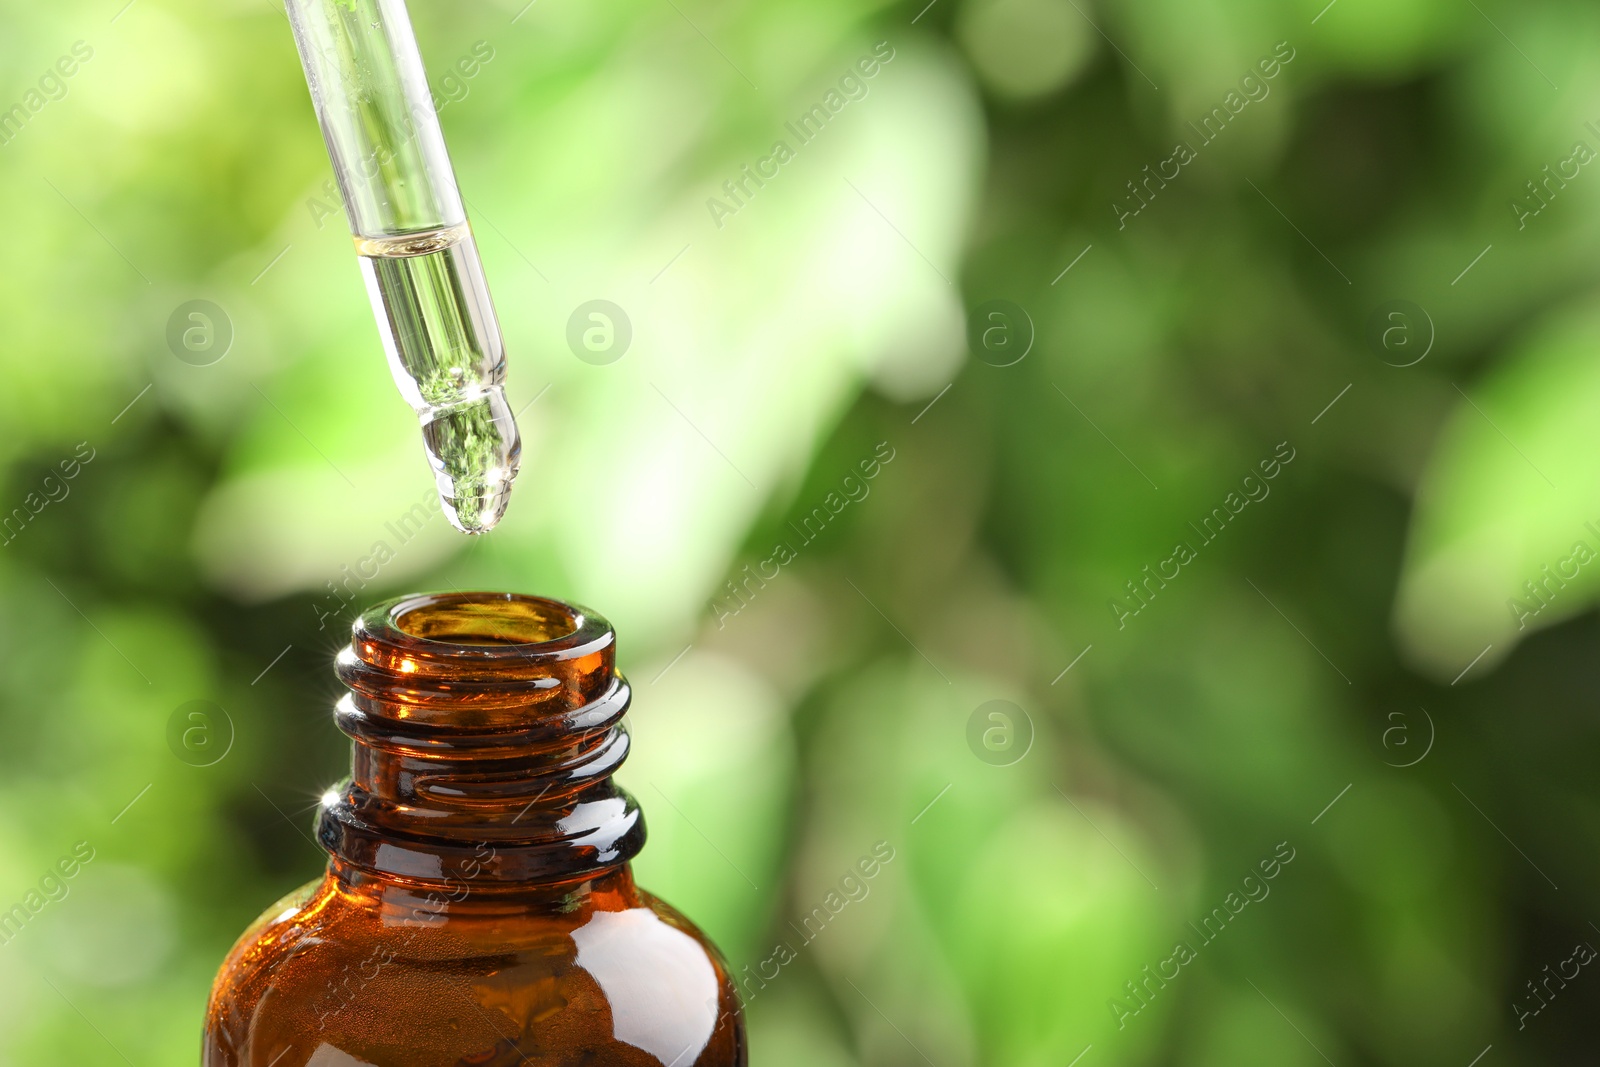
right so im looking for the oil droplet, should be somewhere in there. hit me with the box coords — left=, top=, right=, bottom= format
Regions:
left=422, top=388, right=521, bottom=534
left=357, top=225, right=521, bottom=534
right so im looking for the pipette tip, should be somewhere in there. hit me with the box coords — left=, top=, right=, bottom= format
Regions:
left=422, top=386, right=522, bottom=535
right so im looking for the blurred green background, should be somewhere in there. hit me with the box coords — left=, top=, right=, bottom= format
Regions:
left=2, top=0, right=1599, bottom=1062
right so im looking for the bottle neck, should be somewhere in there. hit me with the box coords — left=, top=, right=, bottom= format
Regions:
left=315, top=592, right=645, bottom=896
left=327, top=859, right=640, bottom=919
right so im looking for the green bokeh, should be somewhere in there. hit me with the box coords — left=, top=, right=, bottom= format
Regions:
left=1, top=0, right=1597, bottom=1063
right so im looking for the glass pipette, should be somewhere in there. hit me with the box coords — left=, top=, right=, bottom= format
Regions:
left=283, top=0, right=520, bottom=534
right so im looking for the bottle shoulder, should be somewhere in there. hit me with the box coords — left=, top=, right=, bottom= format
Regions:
left=205, top=872, right=745, bottom=1067
left=210, top=876, right=328, bottom=994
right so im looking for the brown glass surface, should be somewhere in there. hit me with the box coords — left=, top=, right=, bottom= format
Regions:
left=204, top=593, right=746, bottom=1067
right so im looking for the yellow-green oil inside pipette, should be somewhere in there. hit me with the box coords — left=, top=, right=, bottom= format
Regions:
left=356, top=224, right=520, bottom=534
left=284, top=0, right=521, bottom=535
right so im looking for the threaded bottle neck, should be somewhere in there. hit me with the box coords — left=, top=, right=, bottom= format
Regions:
left=315, top=592, right=645, bottom=893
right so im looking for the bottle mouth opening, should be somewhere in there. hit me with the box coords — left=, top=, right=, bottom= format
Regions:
left=347, top=591, right=615, bottom=689
left=394, top=593, right=581, bottom=647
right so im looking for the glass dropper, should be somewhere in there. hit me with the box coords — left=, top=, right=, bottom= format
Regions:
left=283, top=0, right=520, bottom=534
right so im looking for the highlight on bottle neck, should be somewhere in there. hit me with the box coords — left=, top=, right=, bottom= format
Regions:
left=316, top=592, right=644, bottom=894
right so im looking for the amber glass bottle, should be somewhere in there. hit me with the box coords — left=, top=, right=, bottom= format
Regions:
left=204, top=592, right=747, bottom=1066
